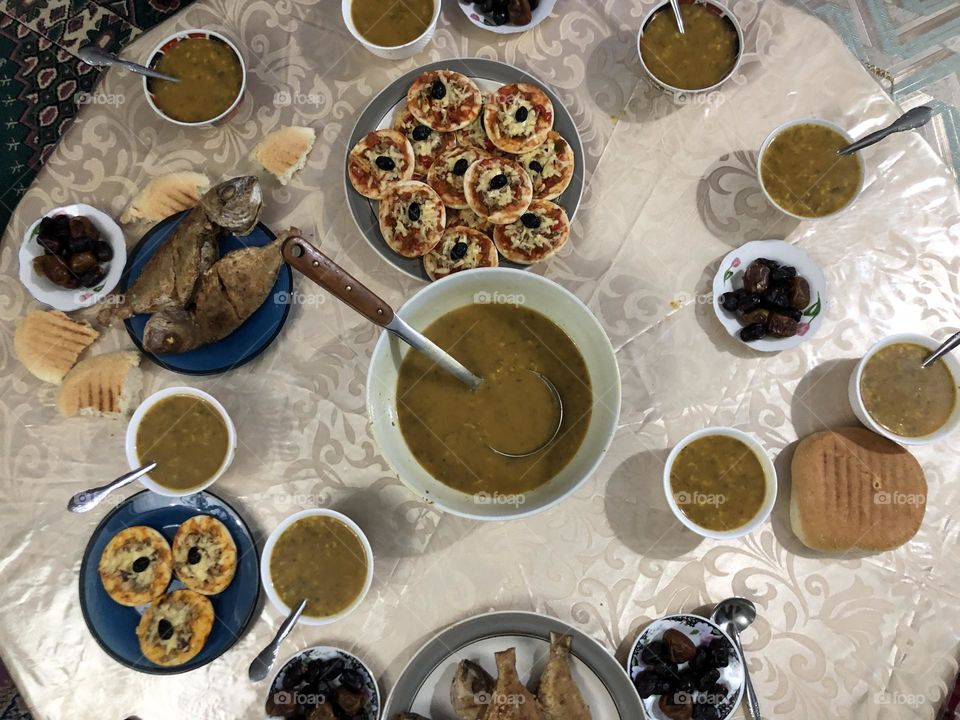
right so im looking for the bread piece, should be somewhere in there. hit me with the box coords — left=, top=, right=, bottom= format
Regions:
left=14, top=310, right=99, bottom=384
left=119, top=172, right=210, bottom=224
left=790, top=427, right=926, bottom=552
left=250, top=126, right=315, bottom=185
left=56, top=351, right=142, bottom=417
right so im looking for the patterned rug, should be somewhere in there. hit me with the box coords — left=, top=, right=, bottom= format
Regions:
left=0, top=0, right=957, bottom=717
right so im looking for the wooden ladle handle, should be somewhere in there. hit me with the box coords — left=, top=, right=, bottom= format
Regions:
left=281, top=234, right=394, bottom=328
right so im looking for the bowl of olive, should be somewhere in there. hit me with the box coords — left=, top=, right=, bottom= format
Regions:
left=18, top=204, right=126, bottom=311
left=712, top=240, right=826, bottom=352
left=458, top=0, right=557, bottom=34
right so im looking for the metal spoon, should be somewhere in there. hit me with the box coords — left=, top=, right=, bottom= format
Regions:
left=67, top=462, right=157, bottom=513
left=837, top=106, right=934, bottom=156
left=249, top=598, right=307, bottom=682
left=77, top=45, right=180, bottom=83
left=712, top=597, right=762, bottom=720
left=669, top=0, right=686, bottom=33
left=922, top=331, right=960, bottom=369
left=280, top=233, right=563, bottom=458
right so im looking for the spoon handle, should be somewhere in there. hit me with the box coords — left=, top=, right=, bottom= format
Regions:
left=281, top=234, right=394, bottom=328
left=669, top=0, right=685, bottom=33
left=838, top=106, right=934, bottom=156
left=384, top=315, right=482, bottom=390
left=249, top=599, right=307, bottom=682
left=729, top=626, right=762, bottom=720
left=67, top=462, right=157, bottom=513
left=922, top=331, right=960, bottom=368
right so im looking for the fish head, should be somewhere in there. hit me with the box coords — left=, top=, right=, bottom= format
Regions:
left=201, top=176, right=263, bottom=235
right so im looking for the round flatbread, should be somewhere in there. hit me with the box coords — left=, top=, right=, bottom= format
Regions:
left=393, top=106, right=455, bottom=181
left=493, top=199, right=570, bottom=264
left=455, top=93, right=501, bottom=155
left=423, top=227, right=499, bottom=281
left=446, top=206, right=493, bottom=236
left=463, top=156, right=534, bottom=225
left=517, top=131, right=575, bottom=200
left=406, top=70, right=482, bottom=132
left=427, top=145, right=490, bottom=209
left=347, top=129, right=415, bottom=199
left=483, top=83, right=554, bottom=154
left=98, top=526, right=172, bottom=607
left=136, top=589, right=214, bottom=667
left=171, top=515, right=237, bottom=596
left=378, top=180, right=446, bottom=257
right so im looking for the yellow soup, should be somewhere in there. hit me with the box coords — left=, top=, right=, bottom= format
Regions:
left=670, top=435, right=766, bottom=531
left=351, top=0, right=433, bottom=47
left=860, top=342, right=957, bottom=437
left=270, top=516, right=368, bottom=618
left=640, top=3, right=739, bottom=90
left=396, top=303, right=592, bottom=496
left=760, top=123, right=862, bottom=218
left=135, top=394, right=229, bottom=491
left=151, top=37, right=243, bottom=123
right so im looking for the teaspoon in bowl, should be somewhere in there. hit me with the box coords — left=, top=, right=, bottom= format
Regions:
left=712, top=597, right=762, bottom=720
left=77, top=45, right=180, bottom=83
left=922, top=331, right=960, bottom=369
left=279, top=233, right=563, bottom=458
left=67, top=462, right=157, bottom=513
left=837, top=105, right=934, bottom=156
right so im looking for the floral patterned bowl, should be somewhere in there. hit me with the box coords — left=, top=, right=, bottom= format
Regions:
left=711, top=239, right=826, bottom=352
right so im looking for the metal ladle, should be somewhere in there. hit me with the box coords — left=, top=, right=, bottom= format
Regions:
left=712, top=597, right=762, bottom=720
left=280, top=234, right=563, bottom=458
left=837, top=105, right=934, bottom=156
left=922, top=331, right=960, bottom=369
left=78, top=45, right=180, bottom=83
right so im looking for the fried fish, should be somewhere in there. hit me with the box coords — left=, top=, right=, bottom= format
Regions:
left=451, top=659, right=494, bottom=720
left=486, top=648, right=544, bottom=720
left=537, top=633, right=591, bottom=720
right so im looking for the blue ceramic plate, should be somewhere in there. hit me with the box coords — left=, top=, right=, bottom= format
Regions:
left=121, top=212, right=293, bottom=375
left=79, top=490, right=260, bottom=674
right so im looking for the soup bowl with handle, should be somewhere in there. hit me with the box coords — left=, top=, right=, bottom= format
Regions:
left=366, top=268, right=621, bottom=521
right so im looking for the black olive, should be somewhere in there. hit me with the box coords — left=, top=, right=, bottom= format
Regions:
left=740, top=322, right=767, bottom=342
left=515, top=106, right=529, bottom=123
left=528, top=159, right=543, bottom=173
left=736, top=294, right=762, bottom=313
left=375, top=156, right=396, bottom=171
left=67, top=236, right=91, bottom=255
left=412, top=124, right=431, bottom=142
left=763, top=285, right=790, bottom=310
left=719, top=292, right=740, bottom=312
left=157, top=619, right=174, bottom=640
left=453, top=158, right=470, bottom=176
left=520, top=212, right=541, bottom=229
left=634, top=670, right=659, bottom=699
left=450, top=241, right=468, bottom=260
left=132, top=556, right=150, bottom=572
left=79, top=266, right=107, bottom=289
left=407, top=202, right=421, bottom=222
left=187, top=547, right=202, bottom=565
left=488, top=173, right=508, bottom=190
left=430, top=80, right=446, bottom=100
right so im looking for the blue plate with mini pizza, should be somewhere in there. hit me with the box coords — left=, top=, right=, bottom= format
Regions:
left=78, top=490, right=259, bottom=674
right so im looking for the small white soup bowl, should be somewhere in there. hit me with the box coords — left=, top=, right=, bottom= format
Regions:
left=342, top=0, right=440, bottom=60
left=260, top=509, right=374, bottom=626
left=125, top=386, right=237, bottom=497
left=757, top=117, right=866, bottom=221
left=366, top=268, right=622, bottom=521
left=663, top=426, right=778, bottom=540
left=849, top=333, right=960, bottom=446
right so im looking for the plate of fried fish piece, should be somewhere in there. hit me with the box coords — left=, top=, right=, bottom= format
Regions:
left=384, top=610, right=642, bottom=719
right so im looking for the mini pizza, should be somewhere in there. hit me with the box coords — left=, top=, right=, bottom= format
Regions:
left=455, top=93, right=501, bottom=154
left=347, top=129, right=415, bottom=199
left=517, top=131, right=575, bottom=200
left=483, top=83, right=554, bottom=154
left=423, top=227, right=499, bottom=281
left=98, top=526, right=173, bottom=607
left=393, top=106, right=455, bottom=181
left=378, top=180, right=446, bottom=257
left=172, top=515, right=237, bottom=596
left=446, top=206, right=493, bottom=236
left=406, top=70, right=483, bottom=132
left=493, top=199, right=570, bottom=264
left=463, top=156, right=534, bottom=225
left=427, top=145, right=490, bottom=209
left=136, top=589, right=215, bottom=667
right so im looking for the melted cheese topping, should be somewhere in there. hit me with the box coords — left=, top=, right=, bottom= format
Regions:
left=174, top=531, right=226, bottom=581
left=363, top=143, right=407, bottom=180
left=390, top=189, right=442, bottom=241
left=499, top=94, right=537, bottom=137
left=143, top=598, right=197, bottom=657
left=101, top=538, right=163, bottom=590
left=431, top=233, right=484, bottom=271
left=447, top=207, right=490, bottom=232
left=478, top=165, right=518, bottom=207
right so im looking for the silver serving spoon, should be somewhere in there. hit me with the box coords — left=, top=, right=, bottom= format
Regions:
left=922, top=331, right=960, bottom=369
left=67, top=462, right=157, bottom=513
left=669, top=0, right=686, bottom=33
left=281, top=234, right=563, bottom=458
left=77, top=45, right=180, bottom=83
left=713, top=597, right=762, bottom=720
left=249, top=599, right=307, bottom=682
left=837, top=106, right=934, bottom=156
